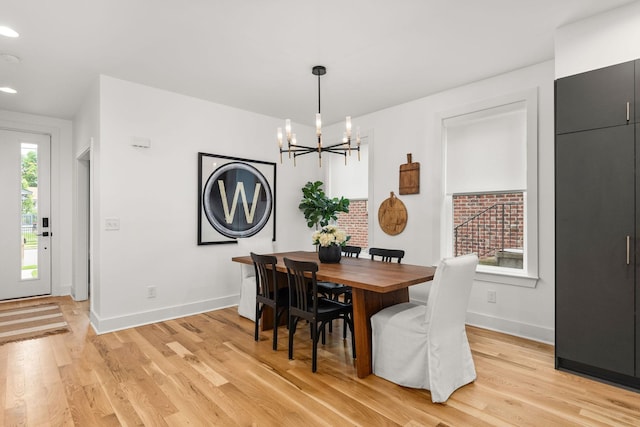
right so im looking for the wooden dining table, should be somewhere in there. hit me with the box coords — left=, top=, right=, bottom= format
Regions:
left=231, top=250, right=436, bottom=378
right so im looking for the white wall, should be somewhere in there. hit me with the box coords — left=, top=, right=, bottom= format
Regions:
left=72, top=78, right=99, bottom=303
left=85, top=76, right=320, bottom=333
left=0, top=109, right=73, bottom=296
left=322, top=123, right=370, bottom=200
left=556, top=1, right=640, bottom=78
left=329, top=61, right=555, bottom=343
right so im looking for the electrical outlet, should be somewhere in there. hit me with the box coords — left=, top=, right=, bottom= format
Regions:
left=105, top=217, right=120, bottom=231
left=487, top=290, right=497, bottom=303
left=147, top=285, right=157, bottom=298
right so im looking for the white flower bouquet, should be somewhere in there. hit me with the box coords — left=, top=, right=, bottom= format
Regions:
left=311, top=225, right=350, bottom=247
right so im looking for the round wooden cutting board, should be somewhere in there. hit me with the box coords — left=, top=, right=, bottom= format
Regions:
left=378, top=192, right=407, bottom=235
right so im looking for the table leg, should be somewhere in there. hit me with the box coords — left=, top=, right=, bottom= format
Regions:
left=351, top=287, right=409, bottom=378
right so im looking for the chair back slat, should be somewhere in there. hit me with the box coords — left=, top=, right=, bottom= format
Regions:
left=251, top=253, right=278, bottom=300
left=284, top=258, right=318, bottom=313
left=369, top=247, right=405, bottom=263
left=342, top=245, right=361, bottom=258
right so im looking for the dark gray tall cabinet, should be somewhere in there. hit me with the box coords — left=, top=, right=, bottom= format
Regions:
left=555, top=59, right=640, bottom=389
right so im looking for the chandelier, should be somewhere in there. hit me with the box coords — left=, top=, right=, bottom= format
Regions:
left=277, top=65, right=360, bottom=167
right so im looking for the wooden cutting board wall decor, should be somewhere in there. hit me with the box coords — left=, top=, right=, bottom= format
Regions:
left=378, top=192, right=407, bottom=235
left=399, top=153, right=420, bottom=195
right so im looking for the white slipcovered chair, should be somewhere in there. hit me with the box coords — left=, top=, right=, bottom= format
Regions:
left=371, top=253, right=478, bottom=403
left=236, top=236, right=275, bottom=320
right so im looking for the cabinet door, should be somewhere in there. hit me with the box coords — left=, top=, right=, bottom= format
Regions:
left=636, top=60, right=640, bottom=124
left=556, top=61, right=634, bottom=134
left=637, top=123, right=640, bottom=379
left=556, top=125, right=635, bottom=376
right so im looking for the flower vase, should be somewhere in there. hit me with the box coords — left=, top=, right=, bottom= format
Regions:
left=318, top=245, right=342, bottom=263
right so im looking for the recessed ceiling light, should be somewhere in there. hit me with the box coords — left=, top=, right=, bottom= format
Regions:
left=0, top=26, right=19, bottom=38
left=0, top=87, right=17, bottom=94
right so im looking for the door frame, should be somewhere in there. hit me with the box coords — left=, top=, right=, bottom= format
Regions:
left=0, top=113, right=72, bottom=298
left=73, top=145, right=91, bottom=301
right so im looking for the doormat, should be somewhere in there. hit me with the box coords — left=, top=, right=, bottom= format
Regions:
left=0, top=303, right=69, bottom=345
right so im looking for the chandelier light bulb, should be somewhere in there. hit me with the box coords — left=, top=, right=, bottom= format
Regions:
left=316, top=113, right=322, bottom=137
left=285, top=119, right=292, bottom=141
left=277, top=128, right=283, bottom=147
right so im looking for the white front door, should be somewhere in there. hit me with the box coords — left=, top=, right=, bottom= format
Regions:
left=0, top=130, right=51, bottom=299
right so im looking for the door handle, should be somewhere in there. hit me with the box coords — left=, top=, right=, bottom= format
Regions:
left=36, top=232, right=50, bottom=237
left=627, top=102, right=630, bottom=122
left=626, top=235, right=630, bottom=265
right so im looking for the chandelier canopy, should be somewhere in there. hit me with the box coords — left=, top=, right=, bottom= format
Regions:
left=277, top=65, right=360, bottom=167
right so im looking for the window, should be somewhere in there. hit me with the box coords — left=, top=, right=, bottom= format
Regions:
left=440, top=89, right=538, bottom=287
left=328, top=139, right=370, bottom=250
left=21, top=143, right=39, bottom=279
left=453, top=192, right=524, bottom=268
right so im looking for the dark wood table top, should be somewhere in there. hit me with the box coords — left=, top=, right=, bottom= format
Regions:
left=232, top=250, right=435, bottom=293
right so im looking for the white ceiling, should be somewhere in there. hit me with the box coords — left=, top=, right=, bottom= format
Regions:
left=0, top=0, right=635, bottom=125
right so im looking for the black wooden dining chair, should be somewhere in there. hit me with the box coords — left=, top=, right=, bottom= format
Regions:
left=251, top=252, right=289, bottom=351
left=317, top=245, right=361, bottom=337
left=317, top=245, right=361, bottom=300
left=369, top=247, right=405, bottom=263
left=284, top=257, right=355, bottom=372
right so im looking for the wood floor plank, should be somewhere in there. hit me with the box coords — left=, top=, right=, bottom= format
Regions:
left=45, top=381, right=74, bottom=427
left=159, top=370, right=236, bottom=426
left=59, top=364, right=102, bottom=426
left=0, top=296, right=639, bottom=426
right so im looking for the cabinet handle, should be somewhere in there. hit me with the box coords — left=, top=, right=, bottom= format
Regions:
left=627, top=235, right=630, bottom=265
left=626, top=102, right=630, bottom=122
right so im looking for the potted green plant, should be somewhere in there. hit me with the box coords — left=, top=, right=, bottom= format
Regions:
left=299, top=181, right=351, bottom=263
left=298, top=181, right=350, bottom=229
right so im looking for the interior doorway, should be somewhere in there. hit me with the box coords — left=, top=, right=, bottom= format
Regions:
left=73, top=146, right=91, bottom=301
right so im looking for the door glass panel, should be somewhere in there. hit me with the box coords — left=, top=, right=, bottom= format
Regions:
left=21, top=143, right=38, bottom=280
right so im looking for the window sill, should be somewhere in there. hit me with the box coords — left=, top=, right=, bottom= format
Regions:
left=475, top=266, right=539, bottom=288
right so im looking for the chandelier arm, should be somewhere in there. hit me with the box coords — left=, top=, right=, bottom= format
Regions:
left=282, top=144, right=318, bottom=152
left=293, top=150, right=316, bottom=159
left=282, top=144, right=361, bottom=154
left=321, top=149, right=348, bottom=157
left=323, top=140, right=352, bottom=150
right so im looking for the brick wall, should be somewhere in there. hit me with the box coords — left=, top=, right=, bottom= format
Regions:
left=337, top=199, right=369, bottom=249
left=453, top=192, right=523, bottom=259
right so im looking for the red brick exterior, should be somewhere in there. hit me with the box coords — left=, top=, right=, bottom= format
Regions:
left=337, top=199, right=369, bottom=249
left=453, top=193, right=523, bottom=259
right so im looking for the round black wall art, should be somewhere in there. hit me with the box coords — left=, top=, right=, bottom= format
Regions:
left=202, top=162, right=273, bottom=238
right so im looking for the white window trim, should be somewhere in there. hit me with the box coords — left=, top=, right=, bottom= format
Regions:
left=437, top=88, right=539, bottom=288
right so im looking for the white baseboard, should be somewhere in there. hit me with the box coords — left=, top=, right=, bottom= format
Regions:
left=90, top=295, right=239, bottom=334
left=410, top=297, right=554, bottom=345
left=53, top=283, right=71, bottom=297
left=466, top=310, right=554, bottom=345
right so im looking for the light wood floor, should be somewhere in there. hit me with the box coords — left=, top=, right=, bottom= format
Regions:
left=1, top=296, right=639, bottom=426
